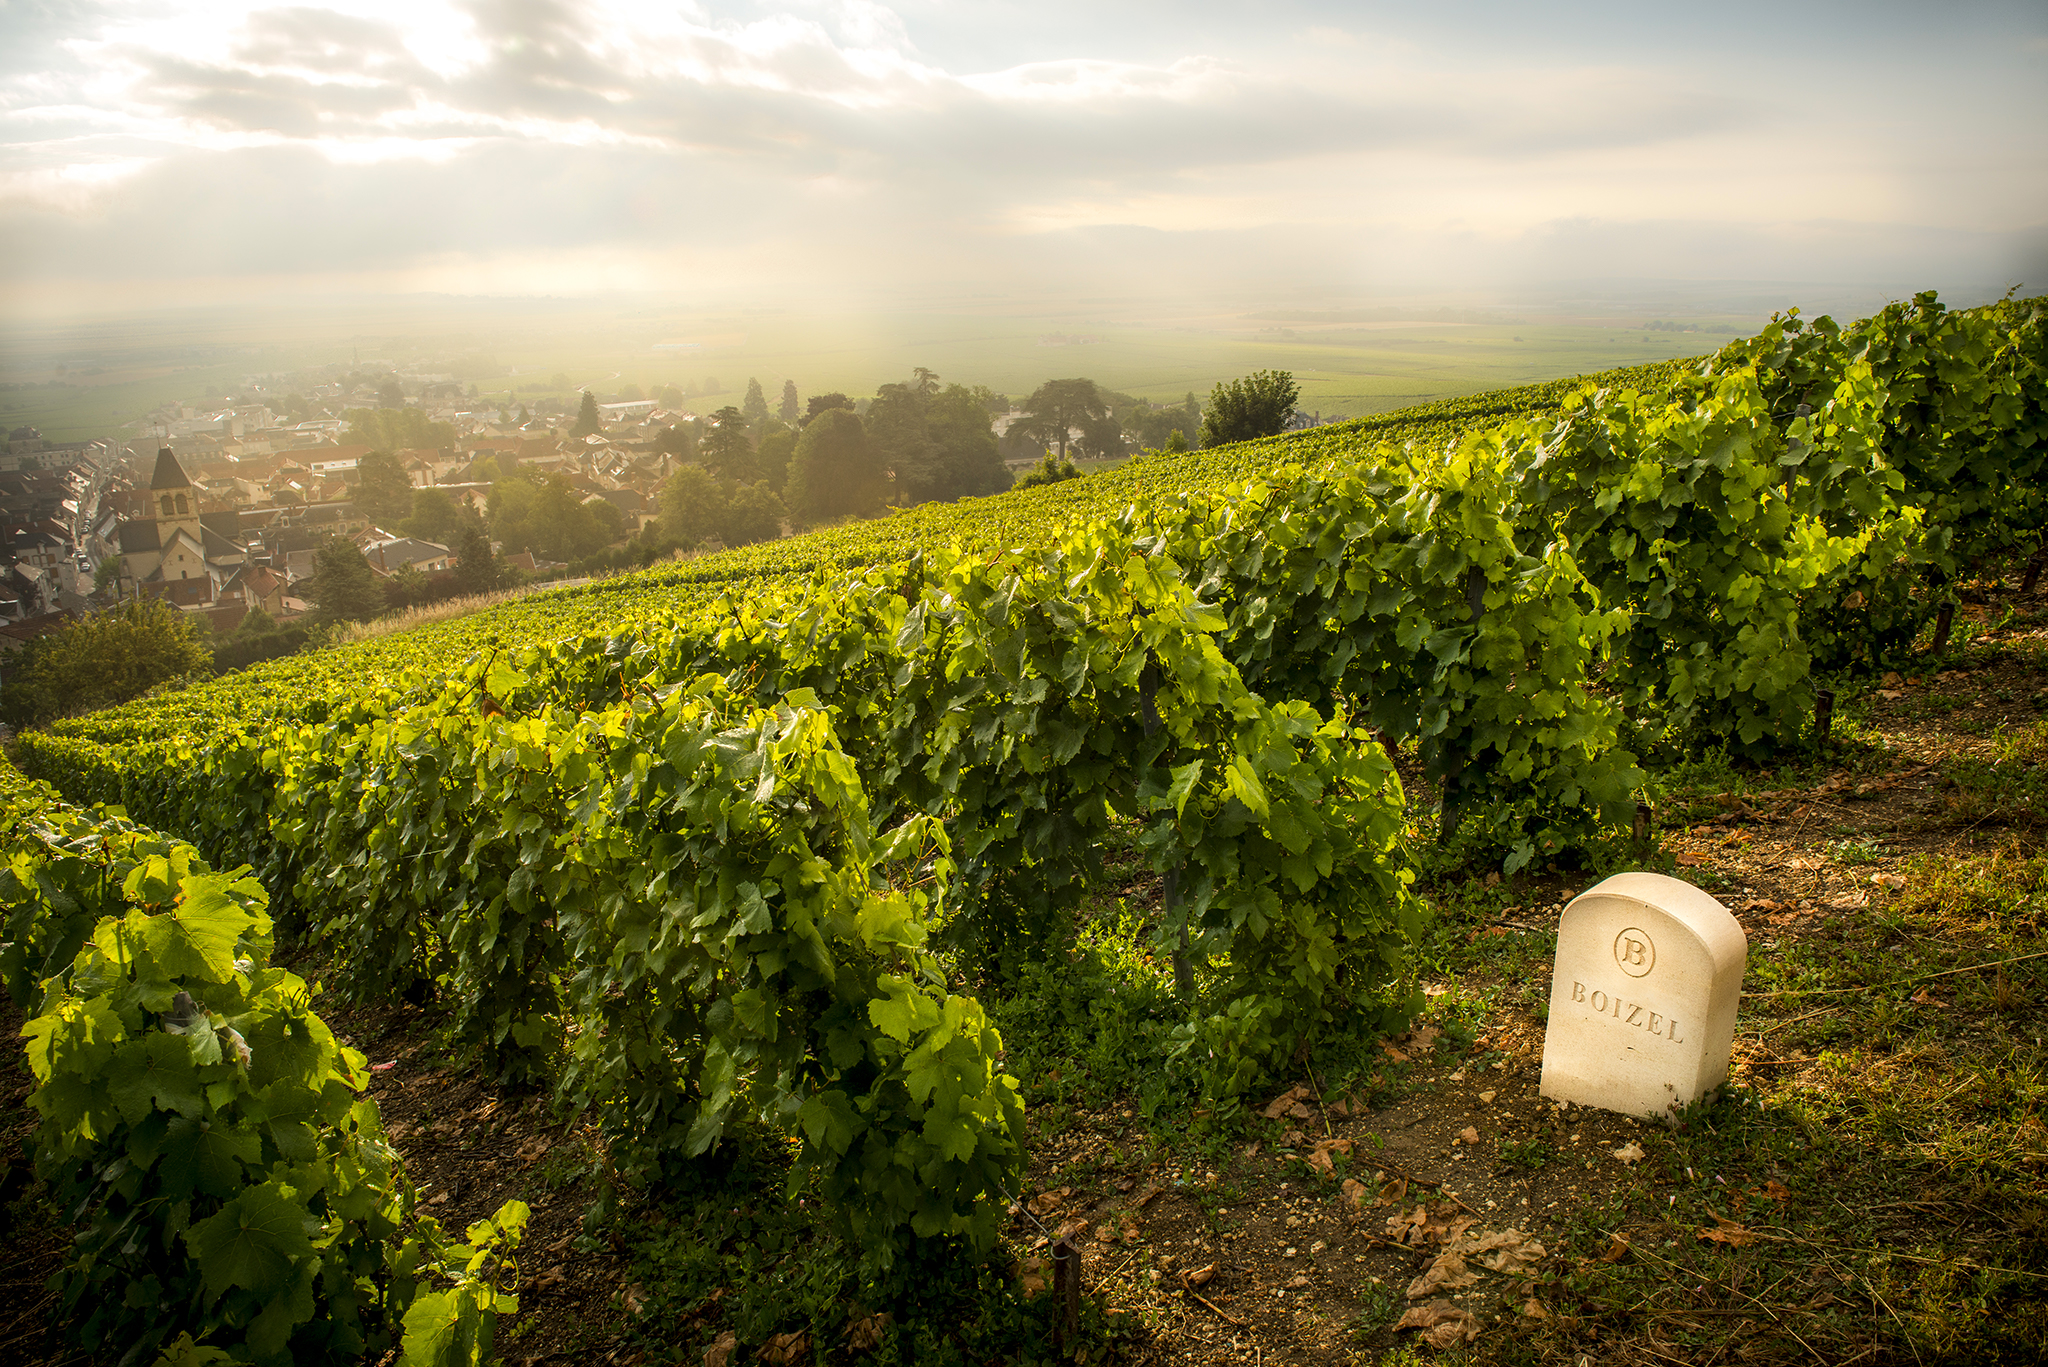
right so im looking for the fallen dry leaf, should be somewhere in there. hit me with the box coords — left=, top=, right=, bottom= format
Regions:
left=1262, top=1084, right=1314, bottom=1120
left=1306, top=1136, right=1355, bottom=1176
left=1598, top=1236, right=1631, bottom=1264
left=1406, top=1252, right=1478, bottom=1299
left=1016, top=1255, right=1047, bottom=1298
left=1763, top=1178, right=1792, bottom=1203
left=1378, top=1041, right=1410, bottom=1064
left=1521, top=1298, right=1549, bottom=1319
left=1676, top=851, right=1709, bottom=867
left=622, top=1282, right=648, bottom=1317
left=1026, top=1187, right=1071, bottom=1217
left=703, top=1331, right=737, bottom=1367
left=1341, top=1177, right=1369, bottom=1208
left=1133, top=1184, right=1164, bottom=1209
left=1183, top=1263, right=1216, bottom=1288
left=1278, top=1128, right=1307, bottom=1149
left=1471, top=1230, right=1547, bottom=1275
left=758, top=1331, right=809, bottom=1366
left=844, top=1312, right=890, bottom=1350
left=1394, top=1299, right=1482, bottom=1348
left=1698, top=1215, right=1756, bottom=1247
left=1407, top=1024, right=1443, bottom=1054
left=1612, top=1140, right=1646, bottom=1165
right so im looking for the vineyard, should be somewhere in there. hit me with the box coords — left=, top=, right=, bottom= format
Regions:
left=7, top=290, right=2048, bottom=1365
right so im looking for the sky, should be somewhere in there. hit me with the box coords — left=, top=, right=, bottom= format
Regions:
left=2, top=0, right=2044, bottom=316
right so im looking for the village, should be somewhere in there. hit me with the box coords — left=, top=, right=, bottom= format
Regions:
left=0, top=367, right=763, bottom=666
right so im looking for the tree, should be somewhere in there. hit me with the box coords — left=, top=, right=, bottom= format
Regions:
left=721, top=482, right=785, bottom=547
left=756, top=428, right=797, bottom=492
left=778, top=380, right=800, bottom=422
left=655, top=421, right=698, bottom=462
left=806, top=393, right=855, bottom=422
left=865, top=382, right=936, bottom=499
left=92, top=555, right=125, bottom=603
left=1012, top=453, right=1081, bottom=489
left=743, top=378, right=770, bottom=423
left=387, top=563, right=432, bottom=610
left=1017, top=379, right=1107, bottom=461
left=885, top=381, right=1011, bottom=503
left=1076, top=411, right=1126, bottom=461
left=0, top=598, right=214, bottom=728
left=377, top=378, right=405, bottom=409
left=353, top=449, right=415, bottom=525
left=308, top=535, right=386, bottom=625
left=1200, top=370, right=1299, bottom=447
left=572, top=391, right=602, bottom=438
left=697, top=407, right=755, bottom=480
left=401, top=487, right=465, bottom=543
left=237, top=604, right=277, bottom=635
left=489, top=473, right=618, bottom=563
left=660, top=465, right=727, bottom=548
left=452, top=517, right=503, bottom=595
left=784, top=408, right=884, bottom=525
left=342, top=407, right=455, bottom=451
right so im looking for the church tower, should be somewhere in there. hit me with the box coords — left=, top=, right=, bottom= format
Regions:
left=147, top=447, right=211, bottom=598
left=151, top=447, right=201, bottom=541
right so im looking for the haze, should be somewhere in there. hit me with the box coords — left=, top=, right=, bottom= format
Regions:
left=4, top=0, right=2044, bottom=320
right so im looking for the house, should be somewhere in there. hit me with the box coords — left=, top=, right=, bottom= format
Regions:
left=361, top=536, right=453, bottom=576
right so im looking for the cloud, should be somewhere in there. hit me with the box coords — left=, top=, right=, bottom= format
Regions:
left=1, top=0, right=2042, bottom=308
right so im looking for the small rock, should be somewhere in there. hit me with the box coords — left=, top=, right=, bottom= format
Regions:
left=1478, top=1090, right=1496, bottom=1103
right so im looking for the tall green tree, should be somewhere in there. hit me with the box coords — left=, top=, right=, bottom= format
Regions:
left=806, top=393, right=855, bottom=422
left=743, top=378, right=770, bottom=423
left=784, top=407, right=883, bottom=525
left=1199, top=370, right=1299, bottom=447
left=571, top=391, right=602, bottom=438
left=0, top=597, right=213, bottom=728
left=698, top=407, right=755, bottom=480
left=778, top=380, right=800, bottom=422
left=452, top=517, right=503, bottom=595
left=308, top=535, right=386, bottom=625
left=756, top=428, right=797, bottom=492
left=489, top=473, right=621, bottom=563
left=659, top=465, right=727, bottom=548
left=890, top=382, right=1011, bottom=503
left=865, top=382, right=936, bottom=497
left=1017, top=379, right=1107, bottom=461
left=352, top=449, right=415, bottom=525
left=400, top=487, right=464, bottom=542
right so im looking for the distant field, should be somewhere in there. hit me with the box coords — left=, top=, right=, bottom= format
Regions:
left=0, top=298, right=1747, bottom=445
left=465, top=311, right=1734, bottom=421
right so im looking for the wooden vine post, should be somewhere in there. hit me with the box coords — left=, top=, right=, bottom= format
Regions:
left=1052, top=1236, right=1081, bottom=1348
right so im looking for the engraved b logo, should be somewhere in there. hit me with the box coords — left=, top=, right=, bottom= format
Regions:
left=1614, top=927, right=1655, bottom=978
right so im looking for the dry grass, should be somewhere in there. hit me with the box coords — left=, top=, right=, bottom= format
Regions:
left=330, top=582, right=554, bottom=644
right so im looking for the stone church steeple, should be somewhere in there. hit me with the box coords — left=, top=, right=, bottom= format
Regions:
left=150, top=447, right=201, bottom=548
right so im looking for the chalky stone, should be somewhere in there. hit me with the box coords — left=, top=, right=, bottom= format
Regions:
left=1538, top=872, right=1747, bottom=1122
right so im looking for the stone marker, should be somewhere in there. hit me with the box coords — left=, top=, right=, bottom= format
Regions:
left=1539, top=872, right=1747, bottom=1122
